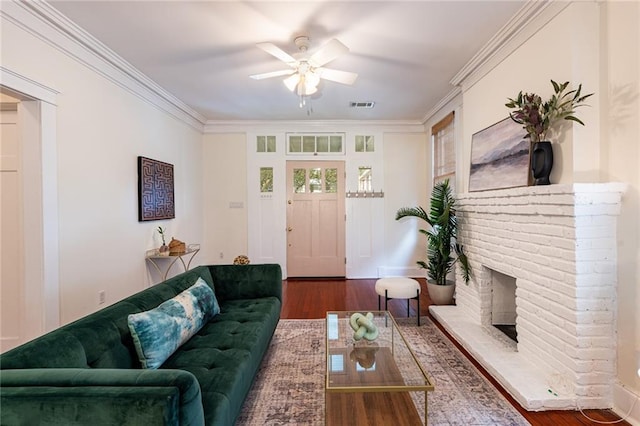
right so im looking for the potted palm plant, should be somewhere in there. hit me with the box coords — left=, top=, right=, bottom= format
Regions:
left=505, top=79, right=593, bottom=185
left=395, top=179, right=471, bottom=305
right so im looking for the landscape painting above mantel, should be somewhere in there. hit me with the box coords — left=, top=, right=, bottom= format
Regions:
left=469, top=117, right=530, bottom=192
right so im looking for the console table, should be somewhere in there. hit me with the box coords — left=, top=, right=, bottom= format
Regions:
left=145, top=244, right=200, bottom=280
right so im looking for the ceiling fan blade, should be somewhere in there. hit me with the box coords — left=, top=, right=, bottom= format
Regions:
left=317, top=68, right=358, bottom=85
left=250, top=69, right=296, bottom=80
left=256, top=42, right=297, bottom=64
left=308, top=39, right=349, bottom=68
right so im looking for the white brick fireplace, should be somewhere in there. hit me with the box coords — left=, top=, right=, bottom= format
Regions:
left=429, top=183, right=626, bottom=411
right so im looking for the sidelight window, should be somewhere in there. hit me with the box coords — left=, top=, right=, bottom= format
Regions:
left=260, top=167, right=273, bottom=192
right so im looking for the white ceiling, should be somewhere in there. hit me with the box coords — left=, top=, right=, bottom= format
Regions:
left=49, top=1, right=525, bottom=122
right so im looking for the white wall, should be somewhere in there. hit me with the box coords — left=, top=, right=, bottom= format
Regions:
left=456, top=0, right=640, bottom=411
left=602, top=0, right=640, bottom=401
left=462, top=5, right=584, bottom=191
left=383, top=132, right=429, bottom=277
left=202, top=133, right=248, bottom=265
left=1, top=10, right=203, bottom=325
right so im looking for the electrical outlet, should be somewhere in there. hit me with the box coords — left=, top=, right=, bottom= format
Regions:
left=98, top=290, right=106, bottom=305
left=219, top=252, right=224, bottom=259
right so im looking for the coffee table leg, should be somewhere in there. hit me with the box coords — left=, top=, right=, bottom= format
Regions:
left=417, top=289, right=421, bottom=326
left=425, top=390, right=428, bottom=425
left=384, top=291, right=389, bottom=327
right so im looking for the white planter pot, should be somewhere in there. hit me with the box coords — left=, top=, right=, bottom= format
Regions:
left=427, top=281, right=455, bottom=305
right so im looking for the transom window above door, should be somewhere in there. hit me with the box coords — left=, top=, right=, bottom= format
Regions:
left=286, top=133, right=344, bottom=155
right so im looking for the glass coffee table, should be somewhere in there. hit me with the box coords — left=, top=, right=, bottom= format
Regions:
left=325, top=311, right=434, bottom=425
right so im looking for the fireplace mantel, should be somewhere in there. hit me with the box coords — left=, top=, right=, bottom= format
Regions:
left=431, top=183, right=626, bottom=411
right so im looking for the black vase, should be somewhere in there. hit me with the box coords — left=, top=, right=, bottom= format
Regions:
left=531, top=141, right=553, bottom=185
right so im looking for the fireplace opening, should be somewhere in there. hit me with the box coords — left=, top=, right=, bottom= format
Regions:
left=491, top=269, right=517, bottom=343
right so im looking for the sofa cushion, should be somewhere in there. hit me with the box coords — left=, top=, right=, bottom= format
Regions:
left=128, top=278, right=220, bottom=369
left=162, top=296, right=281, bottom=425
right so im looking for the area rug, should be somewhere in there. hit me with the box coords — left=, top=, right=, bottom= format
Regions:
left=236, top=317, right=530, bottom=425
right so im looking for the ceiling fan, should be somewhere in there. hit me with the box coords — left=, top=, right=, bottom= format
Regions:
left=250, top=36, right=358, bottom=98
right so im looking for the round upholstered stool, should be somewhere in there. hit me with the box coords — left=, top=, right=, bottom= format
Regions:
left=375, top=277, right=421, bottom=325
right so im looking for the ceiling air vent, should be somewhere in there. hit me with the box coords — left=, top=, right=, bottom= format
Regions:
left=349, top=101, right=375, bottom=109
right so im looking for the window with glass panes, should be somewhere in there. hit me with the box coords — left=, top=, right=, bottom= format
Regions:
left=286, top=133, right=344, bottom=154
left=256, top=135, right=276, bottom=153
left=355, top=135, right=374, bottom=152
left=432, top=112, right=455, bottom=190
left=292, top=167, right=338, bottom=194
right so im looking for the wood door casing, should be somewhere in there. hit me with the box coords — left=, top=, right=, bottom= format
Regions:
left=286, top=161, right=345, bottom=277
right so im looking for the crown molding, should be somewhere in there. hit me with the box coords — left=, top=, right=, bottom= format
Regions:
left=203, top=119, right=427, bottom=134
left=421, top=87, right=462, bottom=125
left=450, top=0, right=570, bottom=90
left=2, top=0, right=206, bottom=131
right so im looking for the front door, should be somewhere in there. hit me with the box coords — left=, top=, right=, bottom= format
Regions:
left=286, top=161, right=345, bottom=277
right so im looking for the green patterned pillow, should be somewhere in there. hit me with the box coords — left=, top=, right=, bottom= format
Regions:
left=128, top=277, right=220, bottom=369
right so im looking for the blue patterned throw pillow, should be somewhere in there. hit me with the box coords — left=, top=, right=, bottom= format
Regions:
left=128, top=278, right=220, bottom=369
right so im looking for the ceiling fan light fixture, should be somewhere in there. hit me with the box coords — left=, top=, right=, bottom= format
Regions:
left=283, top=74, right=299, bottom=92
left=251, top=36, right=355, bottom=107
left=302, top=85, right=317, bottom=96
left=305, top=70, right=320, bottom=87
left=297, top=75, right=317, bottom=96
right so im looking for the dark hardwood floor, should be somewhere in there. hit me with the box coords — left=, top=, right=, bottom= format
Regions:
left=281, top=278, right=629, bottom=426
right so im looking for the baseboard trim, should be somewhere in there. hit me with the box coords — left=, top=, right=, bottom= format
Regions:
left=613, top=382, right=640, bottom=426
left=376, top=266, right=425, bottom=278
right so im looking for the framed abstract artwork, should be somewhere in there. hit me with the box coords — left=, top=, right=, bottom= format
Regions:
left=468, top=117, right=530, bottom=192
left=137, top=156, right=175, bottom=221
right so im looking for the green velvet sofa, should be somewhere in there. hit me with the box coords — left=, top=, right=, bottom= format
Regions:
left=0, top=264, right=282, bottom=426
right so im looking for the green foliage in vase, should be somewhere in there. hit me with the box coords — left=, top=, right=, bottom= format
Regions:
left=395, top=179, right=471, bottom=286
left=505, top=79, right=594, bottom=143
left=157, top=226, right=166, bottom=245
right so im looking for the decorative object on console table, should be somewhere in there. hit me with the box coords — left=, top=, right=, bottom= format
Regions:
left=168, top=237, right=186, bottom=254
left=138, top=156, right=175, bottom=221
left=395, top=179, right=471, bottom=305
left=157, top=226, right=169, bottom=255
left=506, top=79, right=593, bottom=185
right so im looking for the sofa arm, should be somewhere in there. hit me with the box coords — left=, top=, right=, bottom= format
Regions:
left=208, top=264, right=282, bottom=302
left=0, top=369, right=204, bottom=426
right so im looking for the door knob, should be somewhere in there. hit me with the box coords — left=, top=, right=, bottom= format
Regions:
left=287, top=227, right=293, bottom=232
